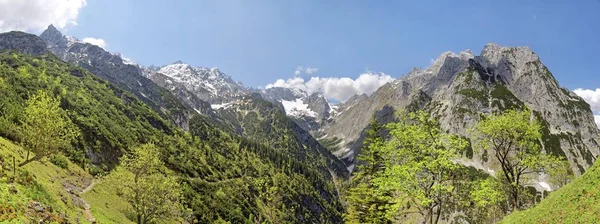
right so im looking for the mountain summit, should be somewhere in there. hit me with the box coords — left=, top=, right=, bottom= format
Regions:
left=323, top=44, right=599, bottom=177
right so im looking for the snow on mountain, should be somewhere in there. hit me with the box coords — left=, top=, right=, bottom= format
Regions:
left=148, top=61, right=248, bottom=104
left=281, top=98, right=318, bottom=117
left=211, top=102, right=234, bottom=110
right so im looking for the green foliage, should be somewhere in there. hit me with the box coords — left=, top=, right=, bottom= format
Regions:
left=457, top=88, right=488, bottom=104
left=490, top=85, right=524, bottom=111
left=19, top=90, right=79, bottom=166
left=469, top=178, right=506, bottom=222
left=345, top=111, right=495, bottom=224
left=373, top=111, right=468, bottom=224
left=547, top=158, right=574, bottom=189
left=0, top=51, right=347, bottom=223
left=472, top=109, right=562, bottom=211
left=0, top=52, right=175, bottom=168
left=501, top=160, right=600, bottom=223
left=183, top=116, right=345, bottom=223
left=345, top=119, right=390, bottom=224
left=111, top=143, right=183, bottom=224
left=49, top=154, right=69, bottom=169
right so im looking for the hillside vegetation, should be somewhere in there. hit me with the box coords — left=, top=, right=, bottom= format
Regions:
left=501, top=160, right=600, bottom=223
left=0, top=51, right=345, bottom=223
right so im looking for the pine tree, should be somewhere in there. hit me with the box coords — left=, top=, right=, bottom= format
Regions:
left=345, top=118, right=391, bottom=223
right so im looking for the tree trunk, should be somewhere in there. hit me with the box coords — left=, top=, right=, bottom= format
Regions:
left=512, top=186, right=519, bottom=211
left=18, top=156, right=37, bottom=167
left=434, top=203, right=442, bottom=224
left=137, top=214, right=142, bottom=224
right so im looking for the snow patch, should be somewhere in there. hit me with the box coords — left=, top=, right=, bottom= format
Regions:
left=281, top=99, right=318, bottom=117
left=122, top=57, right=137, bottom=65
left=211, top=102, right=233, bottom=110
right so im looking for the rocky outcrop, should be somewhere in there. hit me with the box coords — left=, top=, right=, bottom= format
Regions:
left=323, top=44, right=600, bottom=176
left=0, top=31, right=48, bottom=55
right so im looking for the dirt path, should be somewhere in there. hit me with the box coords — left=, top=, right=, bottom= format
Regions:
left=79, top=179, right=98, bottom=222
left=79, top=179, right=98, bottom=194
left=64, top=178, right=98, bottom=223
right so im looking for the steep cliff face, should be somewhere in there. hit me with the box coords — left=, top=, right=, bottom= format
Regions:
left=324, top=44, right=599, bottom=176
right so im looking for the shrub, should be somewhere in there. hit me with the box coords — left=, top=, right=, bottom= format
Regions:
left=88, top=165, right=106, bottom=177
left=49, top=154, right=69, bottom=169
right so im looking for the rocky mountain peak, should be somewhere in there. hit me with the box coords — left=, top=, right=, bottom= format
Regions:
left=39, top=24, right=68, bottom=49
left=481, top=43, right=539, bottom=67
left=322, top=43, right=599, bottom=177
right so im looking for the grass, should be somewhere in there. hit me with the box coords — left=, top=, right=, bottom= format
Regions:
left=82, top=177, right=134, bottom=224
left=0, top=136, right=96, bottom=223
left=0, top=136, right=182, bottom=224
left=501, top=160, right=600, bottom=223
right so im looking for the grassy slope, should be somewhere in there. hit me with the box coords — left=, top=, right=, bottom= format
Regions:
left=501, top=161, right=600, bottom=223
left=0, top=51, right=347, bottom=223
left=0, top=136, right=136, bottom=224
left=82, top=179, right=133, bottom=224
left=0, top=136, right=92, bottom=222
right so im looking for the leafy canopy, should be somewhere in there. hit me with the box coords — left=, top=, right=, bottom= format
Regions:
left=20, top=90, right=79, bottom=166
left=112, top=143, right=183, bottom=224
left=473, top=109, right=561, bottom=210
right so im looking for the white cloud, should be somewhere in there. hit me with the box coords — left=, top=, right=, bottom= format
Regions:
left=266, top=72, right=395, bottom=102
left=0, top=0, right=87, bottom=32
left=82, top=37, right=106, bottom=49
left=574, top=88, right=600, bottom=112
left=293, top=66, right=319, bottom=76
left=305, top=67, right=319, bottom=75
left=574, top=88, right=600, bottom=128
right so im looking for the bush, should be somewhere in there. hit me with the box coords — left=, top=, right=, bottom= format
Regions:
left=88, top=165, right=106, bottom=177
left=49, top=154, right=69, bottom=169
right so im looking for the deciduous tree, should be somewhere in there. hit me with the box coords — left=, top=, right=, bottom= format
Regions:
left=473, top=109, right=560, bottom=211
left=20, top=90, right=79, bottom=166
left=373, top=111, right=468, bottom=223
left=114, top=143, right=182, bottom=224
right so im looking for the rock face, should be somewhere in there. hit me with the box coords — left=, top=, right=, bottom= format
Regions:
left=143, top=61, right=249, bottom=104
left=323, top=44, right=600, bottom=176
left=0, top=31, right=48, bottom=55
left=38, top=25, right=210, bottom=129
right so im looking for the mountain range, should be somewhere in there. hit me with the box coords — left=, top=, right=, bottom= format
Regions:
left=0, top=24, right=598, bottom=223
left=38, top=24, right=600, bottom=180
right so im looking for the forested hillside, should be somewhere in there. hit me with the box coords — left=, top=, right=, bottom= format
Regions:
left=0, top=49, right=346, bottom=223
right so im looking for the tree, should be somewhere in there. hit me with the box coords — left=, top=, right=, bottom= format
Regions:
left=114, top=143, right=183, bottom=224
left=372, top=111, right=467, bottom=224
left=469, top=178, right=506, bottom=223
left=345, top=119, right=391, bottom=224
left=472, top=109, right=559, bottom=211
left=20, top=90, right=79, bottom=166
left=547, top=158, right=573, bottom=189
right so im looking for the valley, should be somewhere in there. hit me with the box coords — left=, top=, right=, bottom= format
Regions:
left=0, top=20, right=598, bottom=224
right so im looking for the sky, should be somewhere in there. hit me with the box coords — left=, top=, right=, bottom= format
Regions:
left=1, top=0, right=600, bottom=117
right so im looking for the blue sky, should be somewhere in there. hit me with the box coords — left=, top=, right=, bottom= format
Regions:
left=56, top=0, right=600, bottom=90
